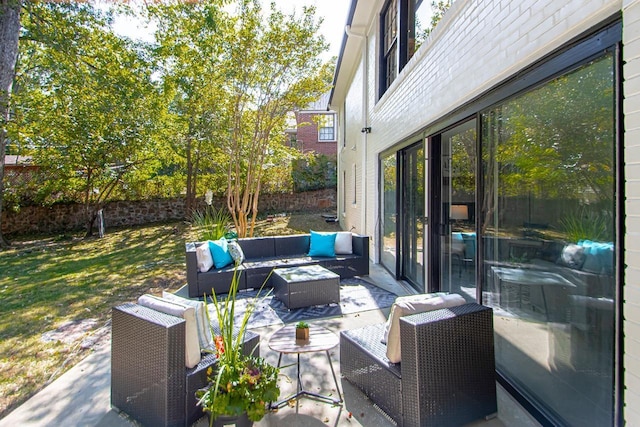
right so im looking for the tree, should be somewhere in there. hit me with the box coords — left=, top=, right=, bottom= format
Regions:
left=0, top=0, right=22, bottom=248
left=222, top=0, right=331, bottom=237
left=415, top=0, right=450, bottom=49
left=12, top=2, right=161, bottom=236
left=145, top=0, right=231, bottom=218
left=146, top=0, right=331, bottom=236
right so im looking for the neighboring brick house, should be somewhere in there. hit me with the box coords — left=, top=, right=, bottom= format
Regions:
left=4, top=155, right=36, bottom=187
left=285, top=91, right=337, bottom=157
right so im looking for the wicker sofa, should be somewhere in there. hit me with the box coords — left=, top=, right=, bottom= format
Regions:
left=185, top=233, right=369, bottom=298
left=111, top=302, right=259, bottom=427
left=340, top=302, right=497, bottom=427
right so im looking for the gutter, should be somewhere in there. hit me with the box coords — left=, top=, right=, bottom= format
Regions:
left=328, top=0, right=358, bottom=107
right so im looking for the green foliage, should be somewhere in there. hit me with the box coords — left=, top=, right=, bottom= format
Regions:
left=559, top=207, right=612, bottom=243
left=191, top=206, right=232, bottom=241
left=292, top=153, right=337, bottom=192
left=8, top=0, right=334, bottom=232
left=12, top=2, right=163, bottom=234
left=415, top=1, right=451, bottom=49
left=219, top=0, right=332, bottom=236
left=198, top=268, right=279, bottom=423
left=481, top=53, right=616, bottom=234
left=295, top=321, right=309, bottom=329
left=487, top=55, right=615, bottom=200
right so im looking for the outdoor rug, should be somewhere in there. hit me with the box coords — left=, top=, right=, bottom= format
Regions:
left=208, top=277, right=398, bottom=329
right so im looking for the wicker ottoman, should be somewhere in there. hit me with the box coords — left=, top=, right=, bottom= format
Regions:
left=272, top=264, right=340, bottom=309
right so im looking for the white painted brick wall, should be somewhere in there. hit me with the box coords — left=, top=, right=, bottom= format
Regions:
left=334, top=0, right=640, bottom=423
left=340, top=53, right=364, bottom=232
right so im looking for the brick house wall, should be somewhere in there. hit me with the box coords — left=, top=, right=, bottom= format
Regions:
left=294, top=111, right=337, bottom=157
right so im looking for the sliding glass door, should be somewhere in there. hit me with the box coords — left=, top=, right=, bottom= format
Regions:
left=400, top=143, right=425, bottom=291
left=380, top=153, right=397, bottom=275
left=481, top=52, right=616, bottom=426
left=438, top=120, right=477, bottom=301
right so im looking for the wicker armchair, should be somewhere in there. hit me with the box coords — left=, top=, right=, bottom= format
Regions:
left=340, top=303, right=496, bottom=427
left=111, top=303, right=260, bottom=427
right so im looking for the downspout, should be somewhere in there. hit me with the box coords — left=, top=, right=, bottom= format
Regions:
left=345, top=25, right=369, bottom=238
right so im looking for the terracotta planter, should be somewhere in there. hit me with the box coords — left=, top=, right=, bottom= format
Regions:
left=296, top=327, right=309, bottom=341
left=211, top=412, right=253, bottom=427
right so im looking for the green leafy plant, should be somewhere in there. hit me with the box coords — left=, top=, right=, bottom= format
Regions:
left=295, top=321, right=309, bottom=329
left=197, top=268, right=279, bottom=425
left=192, top=206, right=232, bottom=241
left=559, top=207, right=612, bottom=243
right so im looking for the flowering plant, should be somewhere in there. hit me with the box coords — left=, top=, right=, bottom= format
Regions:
left=196, top=267, right=279, bottom=425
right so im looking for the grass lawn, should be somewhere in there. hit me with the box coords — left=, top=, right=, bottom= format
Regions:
left=0, top=210, right=340, bottom=418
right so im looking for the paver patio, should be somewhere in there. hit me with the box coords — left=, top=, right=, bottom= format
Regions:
left=0, top=264, right=539, bottom=427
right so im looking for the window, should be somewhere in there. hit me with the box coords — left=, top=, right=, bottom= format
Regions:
left=380, top=0, right=398, bottom=95
left=288, top=132, right=297, bottom=148
left=318, top=114, right=336, bottom=141
left=481, top=52, right=616, bottom=426
left=353, top=164, right=357, bottom=205
left=380, top=0, right=452, bottom=98
left=342, top=170, right=346, bottom=214
left=342, top=103, right=346, bottom=148
left=412, top=1, right=451, bottom=53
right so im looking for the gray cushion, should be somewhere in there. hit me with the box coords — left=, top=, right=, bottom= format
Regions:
left=274, top=234, right=310, bottom=257
left=238, top=237, right=275, bottom=259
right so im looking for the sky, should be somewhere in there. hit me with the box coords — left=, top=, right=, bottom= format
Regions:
left=111, top=0, right=351, bottom=61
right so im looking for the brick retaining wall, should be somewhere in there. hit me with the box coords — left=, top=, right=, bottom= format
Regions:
left=1, top=189, right=336, bottom=236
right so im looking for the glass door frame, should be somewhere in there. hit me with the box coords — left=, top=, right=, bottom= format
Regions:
left=398, top=142, right=426, bottom=291
left=379, top=151, right=399, bottom=277
left=427, top=119, right=480, bottom=296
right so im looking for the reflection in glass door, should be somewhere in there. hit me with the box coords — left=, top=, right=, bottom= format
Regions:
left=438, top=120, right=477, bottom=301
left=400, top=143, right=424, bottom=290
left=380, top=153, right=397, bottom=275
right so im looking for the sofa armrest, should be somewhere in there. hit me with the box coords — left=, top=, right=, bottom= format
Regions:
left=111, top=303, right=187, bottom=427
left=399, top=303, right=496, bottom=426
left=186, top=242, right=199, bottom=297
left=352, top=234, right=369, bottom=258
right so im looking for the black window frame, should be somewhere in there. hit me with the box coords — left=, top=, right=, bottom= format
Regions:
left=379, top=0, right=419, bottom=99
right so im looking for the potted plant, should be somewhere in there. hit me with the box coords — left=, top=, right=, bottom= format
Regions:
left=295, top=321, right=310, bottom=342
left=197, top=268, right=280, bottom=427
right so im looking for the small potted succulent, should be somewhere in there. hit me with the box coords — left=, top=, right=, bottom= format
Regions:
left=295, top=321, right=310, bottom=342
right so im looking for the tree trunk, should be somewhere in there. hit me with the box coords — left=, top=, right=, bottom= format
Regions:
left=0, top=0, right=21, bottom=248
left=185, top=137, right=194, bottom=218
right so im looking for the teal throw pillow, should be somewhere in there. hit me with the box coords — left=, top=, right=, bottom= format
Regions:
left=308, top=230, right=337, bottom=257
left=209, top=238, right=234, bottom=269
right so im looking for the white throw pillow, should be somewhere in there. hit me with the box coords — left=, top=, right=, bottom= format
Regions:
left=162, top=291, right=214, bottom=350
left=384, top=293, right=466, bottom=364
left=227, top=240, right=245, bottom=265
left=137, top=294, right=201, bottom=368
left=196, top=242, right=214, bottom=272
left=334, top=231, right=353, bottom=254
